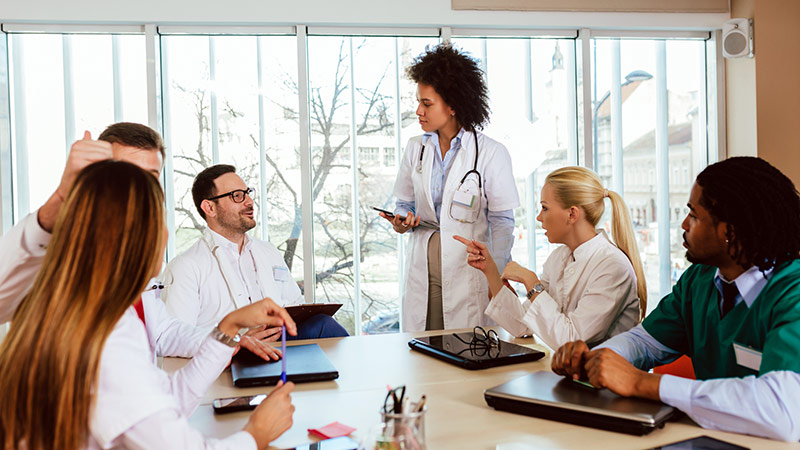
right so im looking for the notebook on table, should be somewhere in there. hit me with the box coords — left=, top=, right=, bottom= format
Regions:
left=408, top=332, right=545, bottom=370
left=285, top=303, right=342, bottom=324
left=231, top=343, right=339, bottom=387
left=484, top=371, right=676, bottom=435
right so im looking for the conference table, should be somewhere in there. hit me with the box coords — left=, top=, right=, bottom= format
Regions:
left=161, top=329, right=800, bottom=450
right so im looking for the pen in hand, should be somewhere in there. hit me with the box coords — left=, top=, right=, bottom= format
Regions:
left=280, top=325, right=287, bottom=383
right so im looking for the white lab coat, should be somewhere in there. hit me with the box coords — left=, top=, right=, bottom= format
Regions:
left=162, top=228, right=303, bottom=329
left=394, top=131, right=520, bottom=331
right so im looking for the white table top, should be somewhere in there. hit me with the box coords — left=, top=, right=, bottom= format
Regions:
left=162, top=329, right=800, bottom=450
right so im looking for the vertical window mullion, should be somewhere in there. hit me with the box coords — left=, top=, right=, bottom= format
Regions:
left=565, top=39, right=579, bottom=166
left=655, top=40, right=670, bottom=298
left=62, top=35, right=75, bottom=153
left=0, top=31, right=13, bottom=234
left=156, top=28, right=177, bottom=260
left=348, top=36, right=362, bottom=336
left=393, top=36, right=405, bottom=331
left=208, top=36, right=219, bottom=164
left=9, top=35, right=29, bottom=219
left=610, top=40, right=623, bottom=194
left=579, top=29, right=593, bottom=170
left=296, top=25, right=315, bottom=304
left=111, top=34, right=124, bottom=123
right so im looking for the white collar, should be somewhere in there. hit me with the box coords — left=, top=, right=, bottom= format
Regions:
left=714, top=265, right=773, bottom=308
left=570, top=230, right=610, bottom=262
left=206, top=227, right=251, bottom=254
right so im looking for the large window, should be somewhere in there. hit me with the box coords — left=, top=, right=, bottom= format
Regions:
left=306, top=35, right=436, bottom=334
left=7, top=33, right=147, bottom=220
left=591, top=38, right=708, bottom=312
left=0, top=26, right=719, bottom=333
left=450, top=36, right=578, bottom=277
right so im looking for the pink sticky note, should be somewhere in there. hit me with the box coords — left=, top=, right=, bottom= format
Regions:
left=308, top=421, right=357, bottom=440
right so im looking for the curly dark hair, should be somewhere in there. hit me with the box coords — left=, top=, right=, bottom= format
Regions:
left=696, top=156, right=800, bottom=271
left=406, top=44, right=490, bottom=131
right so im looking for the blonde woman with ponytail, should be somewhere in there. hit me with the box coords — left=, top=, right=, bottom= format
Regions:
left=455, top=166, right=646, bottom=350
left=0, top=160, right=296, bottom=450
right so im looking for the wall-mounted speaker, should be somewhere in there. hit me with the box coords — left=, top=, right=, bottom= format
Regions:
left=722, top=18, right=753, bottom=59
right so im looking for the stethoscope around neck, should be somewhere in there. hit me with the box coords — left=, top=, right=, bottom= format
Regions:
left=417, top=129, right=481, bottom=184
left=416, top=130, right=483, bottom=224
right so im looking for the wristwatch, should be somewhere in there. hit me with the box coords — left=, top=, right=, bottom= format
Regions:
left=526, top=283, right=545, bottom=300
left=211, top=325, right=241, bottom=347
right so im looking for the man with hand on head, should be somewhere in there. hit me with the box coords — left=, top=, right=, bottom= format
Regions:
left=161, top=164, right=348, bottom=342
left=551, top=157, right=800, bottom=442
left=0, top=123, right=281, bottom=362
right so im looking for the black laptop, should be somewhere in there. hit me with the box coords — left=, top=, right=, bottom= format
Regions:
left=408, top=332, right=545, bottom=370
left=484, top=371, right=676, bottom=435
left=231, top=343, right=339, bottom=387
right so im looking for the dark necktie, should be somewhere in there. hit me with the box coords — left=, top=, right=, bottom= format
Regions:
left=720, top=281, right=739, bottom=318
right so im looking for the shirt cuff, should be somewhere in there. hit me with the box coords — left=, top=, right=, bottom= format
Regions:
left=658, top=374, right=698, bottom=415
left=227, top=431, right=258, bottom=450
left=22, top=211, right=52, bottom=254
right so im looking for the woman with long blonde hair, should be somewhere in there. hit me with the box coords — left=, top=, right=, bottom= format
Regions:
left=455, top=166, right=646, bottom=350
left=0, top=160, right=295, bottom=450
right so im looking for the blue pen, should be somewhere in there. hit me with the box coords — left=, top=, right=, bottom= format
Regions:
left=280, top=325, right=287, bottom=383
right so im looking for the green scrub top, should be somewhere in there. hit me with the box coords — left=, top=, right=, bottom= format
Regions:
left=642, top=260, right=800, bottom=380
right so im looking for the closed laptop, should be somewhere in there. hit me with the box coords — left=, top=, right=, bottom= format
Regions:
left=484, top=371, right=676, bottom=435
left=231, top=343, right=339, bottom=387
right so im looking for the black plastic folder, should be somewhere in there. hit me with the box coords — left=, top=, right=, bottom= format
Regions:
left=231, top=343, right=339, bottom=387
left=484, top=371, right=676, bottom=435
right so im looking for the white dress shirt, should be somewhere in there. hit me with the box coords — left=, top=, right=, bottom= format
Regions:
left=88, top=307, right=257, bottom=449
left=0, top=212, right=50, bottom=324
left=162, top=228, right=303, bottom=328
left=0, top=212, right=212, bottom=357
left=485, top=230, right=640, bottom=350
left=0, top=213, right=257, bottom=448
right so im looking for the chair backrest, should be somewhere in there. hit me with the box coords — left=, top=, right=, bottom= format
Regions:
left=653, top=354, right=695, bottom=379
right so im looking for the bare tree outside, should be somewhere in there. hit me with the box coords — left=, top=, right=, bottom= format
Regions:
left=167, top=36, right=428, bottom=334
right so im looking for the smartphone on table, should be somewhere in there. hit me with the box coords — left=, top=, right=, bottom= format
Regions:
left=212, top=394, right=265, bottom=414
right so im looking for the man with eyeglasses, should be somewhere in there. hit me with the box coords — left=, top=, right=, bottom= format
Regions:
left=161, top=164, right=348, bottom=346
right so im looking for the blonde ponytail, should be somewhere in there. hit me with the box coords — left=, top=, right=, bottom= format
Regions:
left=606, top=190, right=647, bottom=318
left=545, top=167, right=647, bottom=319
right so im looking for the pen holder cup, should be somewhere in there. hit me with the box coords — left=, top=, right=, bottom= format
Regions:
left=378, top=403, right=426, bottom=449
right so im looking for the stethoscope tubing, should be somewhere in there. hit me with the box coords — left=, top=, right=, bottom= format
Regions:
left=417, top=129, right=482, bottom=189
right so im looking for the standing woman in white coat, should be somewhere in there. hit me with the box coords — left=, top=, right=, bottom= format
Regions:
left=456, top=166, right=646, bottom=349
left=380, top=44, right=520, bottom=331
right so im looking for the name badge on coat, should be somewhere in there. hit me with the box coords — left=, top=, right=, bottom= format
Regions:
left=273, top=265, right=290, bottom=282
left=733, top=342, right=762, bottom=372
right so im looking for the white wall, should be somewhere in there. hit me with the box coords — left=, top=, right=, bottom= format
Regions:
left=2, top=0, right=729, bottom=30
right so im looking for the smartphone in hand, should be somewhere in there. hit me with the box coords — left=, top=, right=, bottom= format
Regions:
left=372, top=206, right=399, bottom=219
left=212, top=394, right=266, bottom=414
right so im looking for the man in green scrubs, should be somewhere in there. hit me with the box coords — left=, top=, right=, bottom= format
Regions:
left=552, top=156, right=800, bottom=441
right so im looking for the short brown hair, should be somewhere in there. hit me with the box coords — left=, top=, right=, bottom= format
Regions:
left=98, top=122, right=165, bottom=158
left=192, top=164, right=237, bottom=220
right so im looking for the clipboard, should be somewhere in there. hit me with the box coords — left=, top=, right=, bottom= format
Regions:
left=285, top=303, right=342, bottom=324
